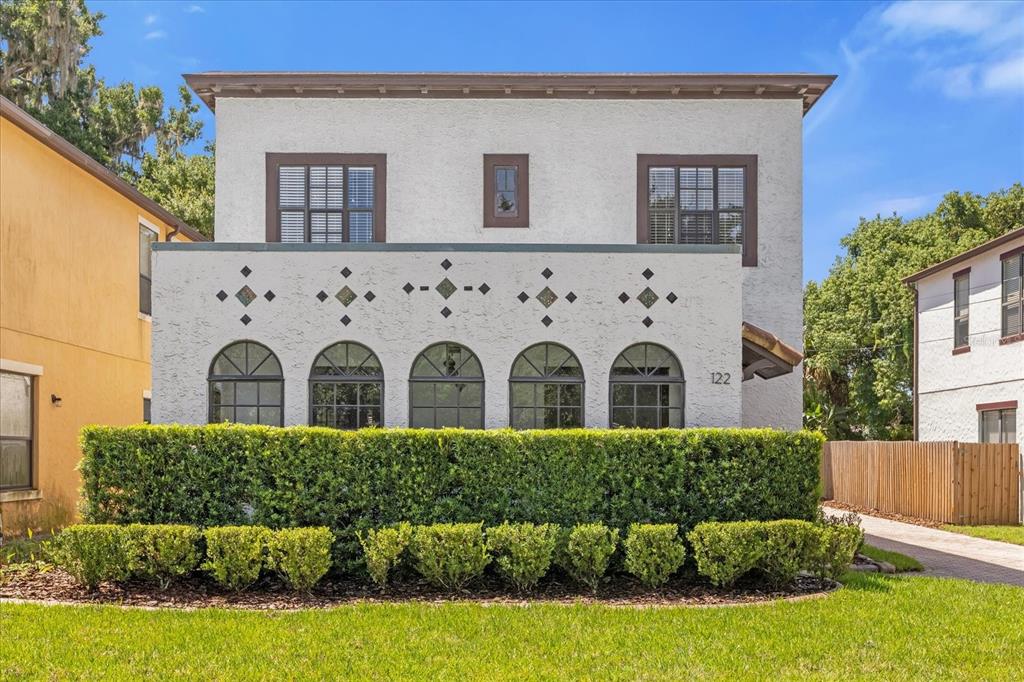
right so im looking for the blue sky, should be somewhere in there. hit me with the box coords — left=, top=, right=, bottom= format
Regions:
left=90, top=0, right=1024, bottom=282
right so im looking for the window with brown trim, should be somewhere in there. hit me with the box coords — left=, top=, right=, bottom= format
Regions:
left=953, top=270, right=970, bottom=349
left=979, top=407, right=1016, bottom=444
left=265, top=153, right=386, bottom=243
left=637, top=155, right=757, bottom=266
left=484, top=154, right=529, bottom=227
left=1000, top=250, right=1023, bottom=341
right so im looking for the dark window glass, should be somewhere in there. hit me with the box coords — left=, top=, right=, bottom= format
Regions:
left=648, top=166, right=746, bottom=248
left=139, top=225, right=157, bottom=315
left=309, top=342, right=384, bottom=429
left=1002, top=254, right=1023, bottom=338
left=980, top=409, right=1017, bottom=444
left=143, top=397, right=151, bottom=424
left=0, top=371, right=33, bottom=490
left=509, top=343, right=584, bottom=429
left=953, top=273, right=970, bottom=348
left=608, top=343, right=684, bottom=428
left=409, top=343, right=484, bottom=428
left=208, top=342, right=284, bottom=426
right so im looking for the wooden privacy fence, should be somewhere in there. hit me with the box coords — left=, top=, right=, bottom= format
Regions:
left=821, top=441, right=1022, bottom=526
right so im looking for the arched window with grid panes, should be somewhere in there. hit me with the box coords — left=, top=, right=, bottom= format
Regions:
left=609, top=343, right=684, bottom=428
left=409, top=342, right=484, bottom=428
left=509, top=343, right=584, bottom=429
left=309, top=342, right=383, bottom=429
left=208, top=341, right=284, bottom=426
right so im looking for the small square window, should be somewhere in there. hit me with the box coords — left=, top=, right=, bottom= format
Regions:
left=484, top=154, right=529, bottom=227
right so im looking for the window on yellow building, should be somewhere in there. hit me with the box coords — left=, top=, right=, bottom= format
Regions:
left=1, top=371, right=33, bottom=490
left=139, top=225, right=158, bottom=315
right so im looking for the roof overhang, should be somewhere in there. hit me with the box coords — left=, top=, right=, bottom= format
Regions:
left=184, top=72, right=836, bottom=115
left=902, top=226, right=1024, bottom=285
left=742, top=322, right=803, bottom=381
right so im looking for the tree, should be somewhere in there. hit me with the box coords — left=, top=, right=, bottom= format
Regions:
left=803, top=184, right=1024, bottom=440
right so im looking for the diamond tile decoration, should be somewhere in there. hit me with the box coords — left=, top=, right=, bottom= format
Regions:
left=542, top=315, right=553, bottom=327
left=341, top=267, right=352, bottom=278
left=479, top=283, right=490, bottom=295
left=436, top=278, right=456, bottom=299
left=240, top=314, right=252, bottom=325
left=420, top=285, right=429, bottom=291
left=536, top=286, right=558, bottom=308
left=638, top=287, right=659, bottom=309
left=642, top=316, right=654, bottom=328
left=642, top=267, right=655, bottom=280
left=316, top=290, right=328, bottom=302
left=240, top=266, right=252, bottom=278
left=364, top=291, right=376, bottom=302
left=441, top=307, right=452, bottom=318
left=235, top=286, right=257, bottom=307
left=403, top=282, right=414, bottom=294
left=335, top=286, right=357, bottom=307
left=618, top=292, right=630, bottom=304
left=216, top=290, right=228, bottom=302
left=541, top=267, right=553, bottom=279
left=565, top=291, right=577, bottom=303
left=441, top=259, right=452, bottom=270
left=667, top=292, right=678, bottom=304
left=264, top=290, right=276, bottom=302
left=463, top=285, right=473, bottom=291
left=517, top=291, right=530, bottom=303
left=340, top=315, right=351, bottom=326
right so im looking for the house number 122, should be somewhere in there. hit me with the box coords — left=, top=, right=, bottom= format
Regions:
left=711, top=372, right=731, bottom=385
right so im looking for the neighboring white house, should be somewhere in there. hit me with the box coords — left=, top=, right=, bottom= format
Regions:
left=905, top=227, right=1024, bottom=447
left=150, top=72, right=834, bottom=430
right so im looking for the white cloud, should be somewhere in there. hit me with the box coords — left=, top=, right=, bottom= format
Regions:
left=184, top=4, right=205, bottom=13
left=144, top=14, right=158, bottom=25
left=144, top=30, right=167, bottom=41
left=879, top=1, right=1014, bottom=41
left=982, top=53, right=1024, bottom=93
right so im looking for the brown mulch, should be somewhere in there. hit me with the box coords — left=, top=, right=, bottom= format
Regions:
left=824, top=501, right=945, bottom=529
left=0, top=564, right=836, bottom=611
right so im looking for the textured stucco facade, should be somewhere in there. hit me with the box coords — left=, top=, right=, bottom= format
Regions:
left=915, top=232, right=1024, bottom=447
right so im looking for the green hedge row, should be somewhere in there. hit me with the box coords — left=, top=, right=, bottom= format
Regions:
left=80, top=425, right=823, bottom=566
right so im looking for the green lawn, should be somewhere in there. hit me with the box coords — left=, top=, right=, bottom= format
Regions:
left=2, top=574, right=1022, bottom=680
left=941, top=525, right=1024, bottom=547
left=860, top=544, right=924, bottom=572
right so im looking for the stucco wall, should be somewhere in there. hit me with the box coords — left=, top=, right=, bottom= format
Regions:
left=212, top=96, right=805, bottom=429
left=152, top=245, right=743, bottom=428
left=916, top=234, right=1024, bottom=446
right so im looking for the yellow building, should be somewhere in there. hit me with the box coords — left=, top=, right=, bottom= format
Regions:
left=0, top=96, right=206, bottom=536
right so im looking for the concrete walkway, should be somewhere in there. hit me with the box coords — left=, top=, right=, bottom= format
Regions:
left=823, top=506, right=1024, bottom=587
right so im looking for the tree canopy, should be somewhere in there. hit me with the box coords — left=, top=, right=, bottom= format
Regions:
left=804, top=184, right=1024, bottom=440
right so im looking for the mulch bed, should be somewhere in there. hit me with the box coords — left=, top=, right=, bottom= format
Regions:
left=824, top=501, right=945, bottom=529
left=0, top=564, right=836, bottom=610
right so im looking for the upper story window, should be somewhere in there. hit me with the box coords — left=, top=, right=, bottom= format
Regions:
left=483, top=154, right=529, bottom=228
left=1001, top=249, right=1023, bottom=342
left=266, top=154, right=386, bottom=243
left=139, top=224, right=158, bottom=315
left=1, top=371, right=33, bottom=491
left=637, top=155, right=758, bottom=267
left=953, top=270, right=970, bottom=350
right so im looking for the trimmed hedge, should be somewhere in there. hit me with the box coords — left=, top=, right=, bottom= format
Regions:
left=80, top=425, right=823, bottom=567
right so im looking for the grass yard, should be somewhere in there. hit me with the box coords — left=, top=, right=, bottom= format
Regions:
left=2, top=573, right=1022, bottom=680
left=860, top=544, right=924, bottom=572
left=941, top=525, right=1024, bottom=547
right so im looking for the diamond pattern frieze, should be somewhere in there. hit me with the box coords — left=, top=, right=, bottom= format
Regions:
left=638, top=287, right=659, bottom=309
left=335, top=286, right=357, bottom=307
left=436, top=278, right=457, bottom=299
left=536, top=287, right=558, bottom=308
left=235, top=286, right=257, bottom=307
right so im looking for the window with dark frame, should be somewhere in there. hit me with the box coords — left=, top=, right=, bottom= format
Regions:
left=409, top=343, right=484, bottom=428
left=266, top=154, right=386, bottom=243
left=637, top=155, right=757, bottom=266
left=143, top=397, right=151, bottom=424
left=609, top=343, right=685, bottom=428
left=979, top=408, right=1017, bottom=444
left=309, top=342, right=384, bottom=429
left=953, top=271, right=970, bottom=349
left=1001, top=251, right=1023, bottom=340
left=509, top=343, right=584, bottom=429
left=139, top=224, right=157, bottom=315
left=483, top=154, right=529, bottom=228
left=0, top=371, right=33, bottom=491
left=208, top=341, right=284, bottom=426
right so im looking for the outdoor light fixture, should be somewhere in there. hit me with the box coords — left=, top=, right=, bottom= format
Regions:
left=51, top=393, right=62, bottom=406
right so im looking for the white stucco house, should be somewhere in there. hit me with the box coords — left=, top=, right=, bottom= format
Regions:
left=905, top=227, right=1023, bottom=446
left=150, top=72, right=834, bottom=431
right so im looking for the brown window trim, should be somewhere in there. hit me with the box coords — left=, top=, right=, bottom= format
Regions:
left=951, top=345, right=971, bottom=355
left=1000, top=244, right=1024, bottom=260
left=951, top=266, right=971, bottom=278
left=977, top=400, right=1018, bottom=411
left=999, top=332, right=1024, bottom=345
left=265, top=153, right=386, bottom=242
left=483, top=154, right=529, bottom=228
left=636, top=154, right=758, bottom=267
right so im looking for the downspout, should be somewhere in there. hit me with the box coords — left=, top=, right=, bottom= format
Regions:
left=166, top=224, right=180, bottom=242
left=911, top=283, right=919, bottom=441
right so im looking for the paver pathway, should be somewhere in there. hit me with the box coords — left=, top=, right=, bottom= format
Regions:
left=823, top=506, right=1024, bottom=587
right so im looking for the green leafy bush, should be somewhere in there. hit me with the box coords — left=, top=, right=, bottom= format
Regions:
left=203, top=526, right=270, bottom=591
left=810, top=524, right=863, bottom=580
left=486, top=522, right=558, bottom=591
left=79, top=426, right=823, bottom=568
left=48, top=525, right=133, bottom=589
left=688, top=521, right=763, bottom=588
left=758, top=520, right=819, bottom=586
left=267, top=527, right=334, bottom=591
left=409, top=523, right=491, bottom=591
left=623, top=524, right=687, bottom=587
left=125, top=524, right=201, bottom=589
left=561, top=523, right=619, bottom=593
left=358, top=523, right=412, bottom=590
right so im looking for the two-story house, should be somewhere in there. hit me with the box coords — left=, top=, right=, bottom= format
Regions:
left=905, top=227, right=1023, bottom=446
left=150, top=72, right=834, bottom=431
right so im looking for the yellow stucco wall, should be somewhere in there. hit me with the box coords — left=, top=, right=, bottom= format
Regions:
left=0, top=117, right=190, bottom=530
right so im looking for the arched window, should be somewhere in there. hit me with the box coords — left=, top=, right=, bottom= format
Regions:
left=609, top=343, right=684, bottom=428
left=509, top=343, right=584, bottom=429
left=409, top=342, right=483, bottom=428
left=309, top=342, right=383, bottom=429
left=208, top=341, right=283, bottom=426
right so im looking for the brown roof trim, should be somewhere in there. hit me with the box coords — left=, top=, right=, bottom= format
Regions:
left=903, top=226, right=1024, bottom=284
left=0, top=96, right=208, bottom=242
left=183, top=72, right=836, bottom=115
left=742, top=321, right=803, bottom=366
